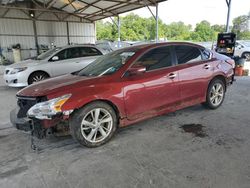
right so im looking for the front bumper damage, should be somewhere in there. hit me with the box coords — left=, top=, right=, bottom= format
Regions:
left=10, top=106, right=70, bottom=151
left=10, top=107, right=68, bottom=138
left=10, top=108, right=32, bottom=132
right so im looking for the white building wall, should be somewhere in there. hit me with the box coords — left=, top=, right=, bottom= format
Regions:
left=69, top=22, right=96, bottom=44
left=0, top=18, right=36, bottom=61
left=0, top=9, right=95, bottom=62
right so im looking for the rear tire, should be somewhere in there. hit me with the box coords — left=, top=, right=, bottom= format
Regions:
left=28, top=71, right=49, bottom=85
left=202, top=79, right=225, bottom=109
left=69, top=101, right=117, bottom=147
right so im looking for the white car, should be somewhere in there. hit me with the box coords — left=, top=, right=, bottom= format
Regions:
left=4, top=45, right=104, bottom=87
left=234, top=41, right=250, bottom=61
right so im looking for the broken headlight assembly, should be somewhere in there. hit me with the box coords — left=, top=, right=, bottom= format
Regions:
left=27, top=94, right=72, bottom=119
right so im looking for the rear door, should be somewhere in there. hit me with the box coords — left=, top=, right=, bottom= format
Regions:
left=173, top=45, right=214, bottom=106
left=123, top=46, right=181, bottom=120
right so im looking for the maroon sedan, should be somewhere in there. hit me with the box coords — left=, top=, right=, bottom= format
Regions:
left=11, top=42, right=235, bottom=147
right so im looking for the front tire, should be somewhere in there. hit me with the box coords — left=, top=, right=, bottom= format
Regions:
left=69, top=102, right=117, bottom=147
left=28, top=71, right=49, bottom=85
left=203, top=79, right=225, bottom=109
left=242, top=52, right=250, bottom=61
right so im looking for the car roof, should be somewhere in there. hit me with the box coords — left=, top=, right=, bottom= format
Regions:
left=62, top=44, right=97, bottom=49
left=121, top=42, right=206, bottom=52
left=58, top=44, right=107, bottom=54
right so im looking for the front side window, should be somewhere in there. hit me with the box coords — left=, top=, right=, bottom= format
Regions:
left=175, top=45, right=202, bottom=64
left=37, top=47, right=61, bottom=60
left=55, top=49, right=68, bottom=60
left=133, top=46, right=173, bottom=71
left=67, top=47, right=80, bottom=59
left=54, top=47, right=80, bottom=61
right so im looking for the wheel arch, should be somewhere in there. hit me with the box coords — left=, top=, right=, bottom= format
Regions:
left=73, top=99, right=121, bottom=124
left=208, top=75, right=227, bottom=92
left=241, top=51, right=250, bottom=57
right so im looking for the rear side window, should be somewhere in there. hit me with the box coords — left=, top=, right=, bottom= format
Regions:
left=201, top=49, right=211, bottom=60
left=79, top=47, right=102, bottom=57
left=134, top=46, right=173, bottom=71
left=175, top=45, right=202, bottom=64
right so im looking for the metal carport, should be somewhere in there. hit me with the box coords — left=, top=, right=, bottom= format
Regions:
left=0, top=0, right=234, bottom=61
left=0, top=0, right=166, bottom=58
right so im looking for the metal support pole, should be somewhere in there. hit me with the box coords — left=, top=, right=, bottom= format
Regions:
left=118, top=15, right=121, bottom=48
left=226, top=0, right=232, bottom=33
left=156, top=3, right=159, bottom=43
left=66, top=21, right=70, bottom=45
left=32, top=20, right=39, bottom=55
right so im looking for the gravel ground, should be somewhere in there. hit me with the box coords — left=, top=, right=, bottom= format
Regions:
left=0, top=75, right=250, bottom=188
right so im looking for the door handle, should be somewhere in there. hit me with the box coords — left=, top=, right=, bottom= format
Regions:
left=75, top=62, right=80, bottom=63
left=204, top=64, right=211, bottom=69
left=168, top=73, right=177, bottom=79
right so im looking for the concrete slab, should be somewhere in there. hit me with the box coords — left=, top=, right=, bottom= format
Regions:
left=0, top=77, right=250, bottom=188
left=0, top=65, right=6, bottom=75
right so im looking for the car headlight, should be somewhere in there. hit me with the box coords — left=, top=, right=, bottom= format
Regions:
left=10, top=67, right=27, bottom=74
left=27, top=94, right=72, bottom=119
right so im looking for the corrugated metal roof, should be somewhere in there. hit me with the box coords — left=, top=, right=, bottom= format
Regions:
left=33, top=0, right=167, bottom=21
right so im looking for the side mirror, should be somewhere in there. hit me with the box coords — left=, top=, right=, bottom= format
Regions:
left=51, top=56, right=59, bottom=61
left=127, top=65, right=146, bottom=76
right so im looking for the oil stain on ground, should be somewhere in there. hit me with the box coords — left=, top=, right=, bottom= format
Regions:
left=180, top=124, right=207, bottom=138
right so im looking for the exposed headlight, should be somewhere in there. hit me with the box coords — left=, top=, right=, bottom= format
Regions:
left=10, top=67, right=27, bottom=74
left=27, top=94, right=72, bottom=119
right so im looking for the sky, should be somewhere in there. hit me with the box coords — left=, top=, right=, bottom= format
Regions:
left=121, top=0, right=250, bottom=27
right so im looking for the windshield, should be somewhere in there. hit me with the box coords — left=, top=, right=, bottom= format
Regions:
left=37, top=47, right=62, bottom=60
left=78, top=48, right=138, bottom=77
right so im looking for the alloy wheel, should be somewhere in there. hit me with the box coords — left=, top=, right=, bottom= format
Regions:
left=80, top=108, right=113, bottom=143
left=209, top=83, right=224, bottom=106
left=244, top=53, right=250, bottom=61
left=32, top=75, right=46, bottom=82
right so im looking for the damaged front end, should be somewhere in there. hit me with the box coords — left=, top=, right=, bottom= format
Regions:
left=10, top=95, right=73, bottom=150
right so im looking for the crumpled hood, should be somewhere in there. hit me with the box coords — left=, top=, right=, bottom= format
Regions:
left=17, top=74, right=101, bottom=97
left=8, top=59, right=42, bottom=68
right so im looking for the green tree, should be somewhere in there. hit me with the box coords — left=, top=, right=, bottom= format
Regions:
left=165, top=22, right=192, bottom=40
left=211, top=24, right=226, bottom=33
left=191, top=20, right=216, bottom=41
left=232, top=13, right=250, bottom=40
left=97, top=13, right=250, bottom=42
left=96, top=13, right=167, bottom=41
left=96, top=20, right=113, bottom=40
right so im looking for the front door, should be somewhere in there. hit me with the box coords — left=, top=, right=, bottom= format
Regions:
left=50, top=47, right=83, bottom=76
left=123, top=46, right=180, bottom=120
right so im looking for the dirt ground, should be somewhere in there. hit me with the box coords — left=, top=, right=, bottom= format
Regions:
left=0, top=74, right=250, bottom=188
